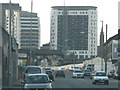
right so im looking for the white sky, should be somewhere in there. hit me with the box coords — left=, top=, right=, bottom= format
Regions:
left=0, top=0, right=119, bottom=46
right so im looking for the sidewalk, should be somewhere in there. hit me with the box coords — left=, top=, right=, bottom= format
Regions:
left=12, top=79, right=23, bottom=88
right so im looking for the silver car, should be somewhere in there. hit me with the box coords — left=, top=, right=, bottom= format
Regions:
left=23, top=74, right=52, bottom=89
left=92, top=71, right=109, bottom=85
left=72, top=70, right=84, bottom=78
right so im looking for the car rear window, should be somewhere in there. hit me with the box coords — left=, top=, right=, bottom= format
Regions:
left=26, top=67, right=41, bottom=74
left=95, top=72, right=106, bottom=76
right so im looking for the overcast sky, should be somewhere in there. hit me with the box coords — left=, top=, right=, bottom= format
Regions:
left=0, top=0, right=119, bottom=46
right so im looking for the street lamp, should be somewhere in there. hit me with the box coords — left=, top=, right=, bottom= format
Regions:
left=105, top=24, right=108, bottom=73
left=8, top=0, right=13, bottom=87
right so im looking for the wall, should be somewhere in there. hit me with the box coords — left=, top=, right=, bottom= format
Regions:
left=0, top=3, right=2, bottom=89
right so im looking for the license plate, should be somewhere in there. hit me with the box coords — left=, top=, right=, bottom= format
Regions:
left=99, top=80, right=104, bottom=82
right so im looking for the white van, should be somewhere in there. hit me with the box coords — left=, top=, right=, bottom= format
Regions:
left=23, top=66, right=45, bottom=80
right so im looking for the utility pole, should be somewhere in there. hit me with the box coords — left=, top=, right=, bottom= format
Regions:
left=30, top=0, right=33, bottom=65
left=63, top=0, right=68, bottom=60
left=105, top=24, right=108, bottom=73
left=8, top=0, right=13, bottom=87
left=101, top=21, right=104, bottom=71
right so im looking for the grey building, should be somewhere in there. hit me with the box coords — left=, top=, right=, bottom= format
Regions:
left=0, top=3, right=21, bottom=47
left=101, top=34, right=118, bottom=63
left=20, top=11, right=40, bottom=49
left=50, top=6, right=98, bottom=60
left=0, top=27, right=18, bottom=88
left=0, top=3, right=19, bottom=88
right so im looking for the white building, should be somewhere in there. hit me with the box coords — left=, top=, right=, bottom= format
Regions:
left=50, top=6, right=98, bottom=60
left=83, top=57, right=116, bottom=74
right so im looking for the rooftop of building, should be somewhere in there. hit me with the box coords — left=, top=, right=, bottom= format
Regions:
left=51, top=6, right=97, bottom=10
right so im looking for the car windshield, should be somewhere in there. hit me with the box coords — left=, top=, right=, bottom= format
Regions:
left=84, top=70, right=91, bottom=72
left=26, top=67, right=41, bottom=74
left=74, top=71, right=83, bottom=73
left=26, top=75, right=49, bottom=84
left=95, top=72, right=106, bottom=76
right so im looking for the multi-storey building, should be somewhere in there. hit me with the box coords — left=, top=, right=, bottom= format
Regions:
left=50, top=6, right=97, bottom=60
left=20, top=11, right=40, bottom=49
left=0, top=3, right=21, bottom=47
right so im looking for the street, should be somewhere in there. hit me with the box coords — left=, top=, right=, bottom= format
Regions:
left=52, top=71, right=119, bottom=88
left=11, top=71, right=120, bottom=89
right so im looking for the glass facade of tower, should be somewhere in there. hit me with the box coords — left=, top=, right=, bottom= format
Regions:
left=57, top=15, right=88, bottom=50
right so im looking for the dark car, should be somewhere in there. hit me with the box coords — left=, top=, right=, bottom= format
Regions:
left=45, top=70, right=54, bottom=81
left=113, top=70, right=120, bottom=80
left=107, top=70, right=115, bottom=78
left=55, top=70, right=65, bottom=78
left=84, top=69, right=91, bottom=76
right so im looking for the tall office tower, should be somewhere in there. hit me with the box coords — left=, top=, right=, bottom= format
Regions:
left=50, top=6, right=97, bottom=59
left=20, top=11, right=40, bottom=49
left=0, top=3, right=21, bottom=47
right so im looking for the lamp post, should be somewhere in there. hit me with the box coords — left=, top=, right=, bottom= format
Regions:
left=30, top=0, right=33, bottom=65
left=105, top=24, right=108, bottom=73
left=8, top=0, right=13, bottom=87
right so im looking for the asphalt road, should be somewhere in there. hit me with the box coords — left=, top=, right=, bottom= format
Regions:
left=52, top=71, right=120, bottom=89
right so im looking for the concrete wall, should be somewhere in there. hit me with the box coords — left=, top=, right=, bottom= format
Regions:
left=0, top=27, right=2, bottom=90
left=0, top=3, right=2, bottom=90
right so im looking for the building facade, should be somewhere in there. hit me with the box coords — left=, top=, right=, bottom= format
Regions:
left=50, top=6, right=97, bottom=60
left=20, top=11, right=40, bottom=49
left=118, top=1, right=120, bottom=29
left=0, top=3, right=21, bottom=48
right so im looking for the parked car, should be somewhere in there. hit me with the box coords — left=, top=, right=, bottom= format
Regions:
left=72, top=70, right=84, bottom=78
left=83, top=69, right=91, bottom=76
left=55, top=70, right=65, bottom=78
left=45, top=70, right=54, bottom=81
left=92, top=71, right=109, bottom=85
left=23, top=66, right=45, bottom=80
left=45, top=67, right=52, bottom=71
left=22, top=74, right=52, bottom=89
left=113, top=70, right=120, bottom=80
